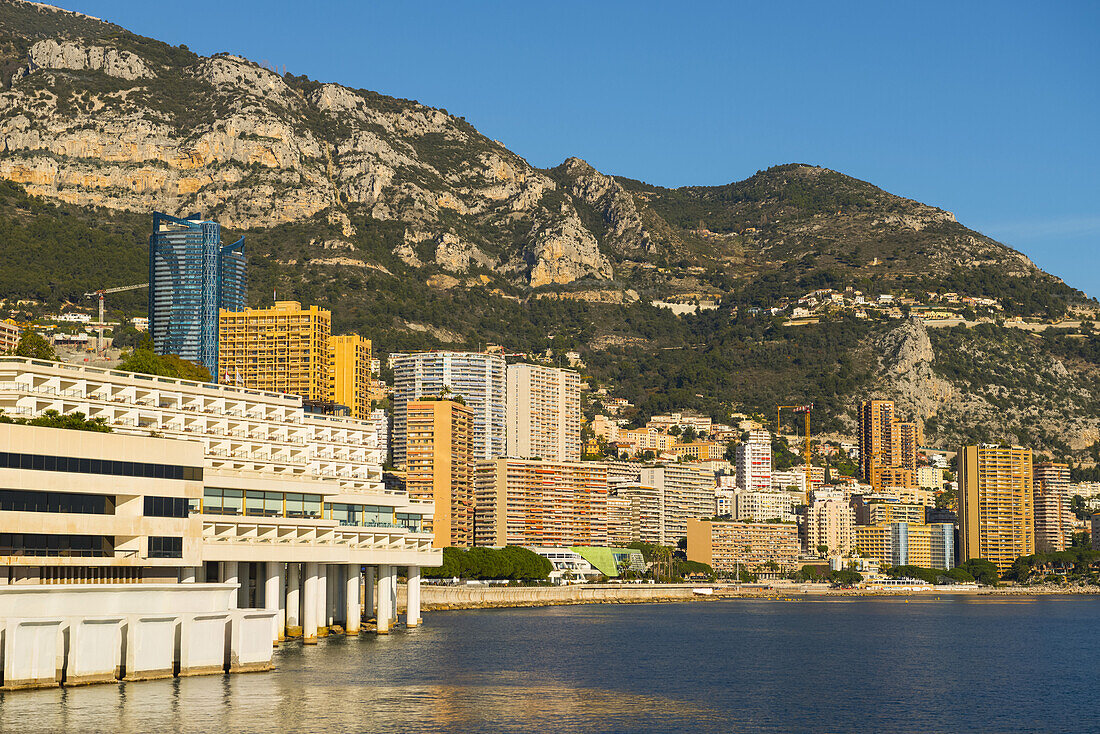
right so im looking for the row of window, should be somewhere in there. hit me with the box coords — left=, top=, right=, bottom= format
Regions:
left=199, top=491, right=421, bottom=529
left=144, top=496, right=190, bottom=519
left=0, top=533, right=112, bottom=557
left=0, top=489, right=109, bottom=515
left=0, top=451, right=202, bottom=481
left=202, top=488, right=324, bottom=519
left=148, top=535, right=183, bottom=558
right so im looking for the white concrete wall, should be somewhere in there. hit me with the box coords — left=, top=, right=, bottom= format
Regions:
left=0, top=584, right=274, bottom=691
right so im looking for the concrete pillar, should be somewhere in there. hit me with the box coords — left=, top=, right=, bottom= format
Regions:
left=276, top=562, right=286, bottom=641
left=406, top=566, right=421, bottom=627
left=286, top=563, right=300, bottom=632
left=376, top=565, right=393, bottom=633
left=221, top=561, right=239, bottom=609
left=302, top=562, right=319, bottom=644
left=325, top=564, right=336, bottom=627
left=264, top=562, right=282, bottom=644
left=316, top=563, right=328, bottom=637
left=180, top=567, right=198, bottom=584
left=390, top=568, right=399, bottom=624
left=364, top=566, right=376, bottom=619
left=345, top=565, right=360, bottom=634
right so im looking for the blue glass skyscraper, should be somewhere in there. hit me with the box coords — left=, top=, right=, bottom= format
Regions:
left=148, top=212, right=245, bottom=378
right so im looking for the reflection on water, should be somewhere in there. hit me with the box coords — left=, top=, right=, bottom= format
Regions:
left=1, top=596, right=1096, bottom=733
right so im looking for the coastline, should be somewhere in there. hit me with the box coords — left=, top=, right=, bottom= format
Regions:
left=415, top=582, right=1100, bottom=611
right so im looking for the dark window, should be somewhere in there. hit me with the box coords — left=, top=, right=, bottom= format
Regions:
left=0, top=451, right=201, bottom=483
left=0, top=490, right=109, bottom=515
left=148, top=536, right=183, bottom=558
left=0, top=533, right=112, bottom=557
left=143, top=496, right=189, bottom=518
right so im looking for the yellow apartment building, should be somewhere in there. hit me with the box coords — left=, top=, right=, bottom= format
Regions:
left=405, top=399, right=474, bottom=548
left=330, top=334, right=374, bottom=419
left=218, top=301, right=332, bottom=402
left=958, top=444, right=1033, bottom=574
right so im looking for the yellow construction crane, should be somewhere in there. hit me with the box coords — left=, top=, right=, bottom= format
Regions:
left=84, top=283, right=148, bottom=356
left=777, top=404, right=814, bottom=482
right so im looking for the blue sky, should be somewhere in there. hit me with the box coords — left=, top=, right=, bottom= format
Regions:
left=68, top=1, right=1100, bottom=296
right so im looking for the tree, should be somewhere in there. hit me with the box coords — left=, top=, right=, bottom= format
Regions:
left=681, top=425, right=697, bottom=443
left=816, top=544, right=829, bottom=557
left=117, top=347, right=211, bottom=382
left=0, top=408, right=110, bottom=433
left=956, top=558, right=999, bottom=585
left=828, top=569, right=862, bottom=586
left=14, top=329, right=56, bottom=360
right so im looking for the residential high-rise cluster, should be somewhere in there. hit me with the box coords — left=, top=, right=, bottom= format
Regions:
left=215, top=301, right=378, bottom=419
left=858, top=399, right=921, bottom=489
left=8, top=210, right=1088, bottom=610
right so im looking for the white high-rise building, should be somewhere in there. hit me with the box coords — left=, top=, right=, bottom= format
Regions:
left=639, top=464, right=715, bottom=544
left=733, top=489, right=798, bottom=523
left=391, top=351, right=506, bottom=467
left=736, top=429, right=773, bottom=492
left=506, top=363, right=581, bottom=462
left=804, top=495, right=856, bottom=556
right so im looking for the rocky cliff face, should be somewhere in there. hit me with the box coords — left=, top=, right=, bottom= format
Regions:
left=0, top=0, right=1065, bottom=296
left=864, top=317, right=1100, bottom=451
left=0, top=4, right=618, bottom=287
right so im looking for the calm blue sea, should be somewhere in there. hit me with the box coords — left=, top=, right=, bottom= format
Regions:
left=1, top=596, right=1095, bottom=733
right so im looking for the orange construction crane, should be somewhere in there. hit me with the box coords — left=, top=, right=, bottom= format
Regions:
left=777, top=404, right=814, bottom=482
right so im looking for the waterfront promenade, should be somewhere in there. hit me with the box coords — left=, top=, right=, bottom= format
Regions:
left=406, top=582, right=1100, bottom=611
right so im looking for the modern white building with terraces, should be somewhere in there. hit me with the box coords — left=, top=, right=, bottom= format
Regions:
left=0, top=357, right=440, bottom=689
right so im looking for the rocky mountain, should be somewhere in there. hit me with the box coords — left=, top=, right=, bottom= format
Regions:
left=0, top=1, right=1097, bottom=463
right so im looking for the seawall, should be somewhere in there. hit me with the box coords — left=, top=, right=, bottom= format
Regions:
left=399, top=582, right=1100, bottom=611
left=405, top=584, right=767, bottom=610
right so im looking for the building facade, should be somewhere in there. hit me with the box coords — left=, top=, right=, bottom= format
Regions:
left=958, top=444, right=1033, bottom=574
left=858, top=399, right=921, bottom=486
left=149, top=212, right=245, bottom=377
left=474, top=459, right=608, bottom=547
left=217, top=301, right=331, bottom=402
left=391, top=351, right=506, bottom=467
left=1033, top=462, right=1073, bottom=553
left=405, top=400, right=474, bottom=548
left=0, top=356, right=437, bottom=642
left=686, top=519, right=800, bottom=576
left=0, top=319, right=19, bottom=354
left=330, top=334, right=374, bottom=420
left=736, top=429, right=772, bottom=492
left=733, top=489, right=798, bottom=523
left=505, top=363, right=581, bottom=462
left=804, top=495, right=856, bottom=555
left=640, top=464, right=715, bottom=544
left=854, top=522, right=955, bottom=570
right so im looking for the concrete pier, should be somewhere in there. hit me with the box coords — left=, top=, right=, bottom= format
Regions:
left=345, top=564, right=360, bottom=635
left=0, top=584, right=275, bottom=690
left=66, top=616, right=124, bottom=685
left=376, top=565, right=393, bottom=633
left=302, top=563, right=319, bottom=643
